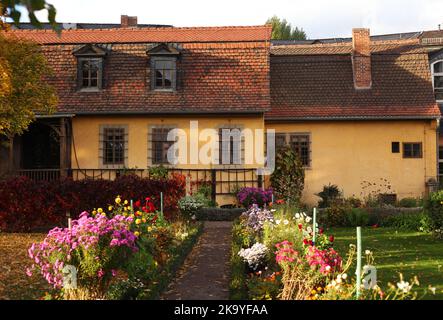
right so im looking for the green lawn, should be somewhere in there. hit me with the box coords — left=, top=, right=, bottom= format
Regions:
left=328, top=227, right=443, bottom=300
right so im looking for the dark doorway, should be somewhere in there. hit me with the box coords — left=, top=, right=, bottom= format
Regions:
left=21, top=122, right=60, bottom=169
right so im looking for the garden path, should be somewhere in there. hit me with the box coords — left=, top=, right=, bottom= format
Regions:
left=161, top=221, right=232, bottom=300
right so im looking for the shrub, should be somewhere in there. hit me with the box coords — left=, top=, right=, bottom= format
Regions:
left=321, top=202, right=350, bottom=227
left=381, top=212, right=431, bottom=232
left=237, top=187, right=273, bottom=208
left=346, top=208, right=369, bottom=227
left=425, top=190, right=443, bottom=238
left=270, top=146, right=305, bottom=206
left=0, top=174, right=186, bottom=232
left=398, top=197, right=420, bottom=208
left=178, top=194, right=207, bottom=219
left=148, top=165, right=169, bottom=180
left=316, top=184, right=342, bottom=208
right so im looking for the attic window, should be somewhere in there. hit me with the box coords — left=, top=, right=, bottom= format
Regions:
left=147, top=43, right=181, bottom=91
left=72, top=44, right=107, bottom=91
left=432, top=60, right=443, bottom=101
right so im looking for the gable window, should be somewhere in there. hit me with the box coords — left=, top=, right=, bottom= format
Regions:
left=219, top=128, right=242, bottom=165
left=276, top=133, right=311, bottom=167
left=99, top=125, right=128, bottom=167
left=432, top=60, right=443, bottom=101
left=72, top=44, right=107, bottom=91
left=79, top=58, right=102, bottom=89
left=147, top=43, right=181, bottom=91
left=151, top=127, right=174, bottom=164
left=403, top=142, right=422, bottom=159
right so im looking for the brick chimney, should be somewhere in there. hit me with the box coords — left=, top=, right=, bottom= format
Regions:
left=352, top=28, right=372, bottom=89
left=121, top=15, right=138, bottom=28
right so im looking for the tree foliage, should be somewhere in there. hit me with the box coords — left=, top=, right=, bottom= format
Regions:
left=0, top=33, right=57, bottom=137
left=270, top=146, right=305, bottom=206
left=1, top=0, right=57, bottom=29
left=266, top=16, right=307, bottom=40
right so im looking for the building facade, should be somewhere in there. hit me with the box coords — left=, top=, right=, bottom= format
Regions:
left=1, top=20, right=440, bottom=205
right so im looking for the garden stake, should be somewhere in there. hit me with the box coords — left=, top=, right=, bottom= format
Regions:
left=356, top=226, right=362, bottom=299
left=271, top=193, right=274, bottom=204
left=312, top=207, right=317, bottom=245
left=130, top=200, right=133, bottom=213
left=160, top=192, right=164, bottom=219
left=66, top=211, right=72, bottom=231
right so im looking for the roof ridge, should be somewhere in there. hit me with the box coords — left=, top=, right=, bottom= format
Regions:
left=272, top=38, right=420, bottom=48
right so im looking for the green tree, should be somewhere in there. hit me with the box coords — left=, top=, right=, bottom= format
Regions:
left=1, top=0, right=57, bottom=29
left=0, top=33, right=58, bottom=138
left=270, top=146, right=305, bottom=206
left=266, top=16, right=307, bottom=40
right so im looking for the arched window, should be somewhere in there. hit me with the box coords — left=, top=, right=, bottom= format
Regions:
left=431, top=60, right=443, bottom=101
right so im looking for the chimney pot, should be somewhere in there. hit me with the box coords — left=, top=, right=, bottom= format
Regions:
left=352, top=28, right=372, bottom=90
left=121, top=15, right=138, bottom=28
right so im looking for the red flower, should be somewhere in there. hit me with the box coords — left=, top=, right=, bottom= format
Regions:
left=319, top=228, right=324, bottom=235
left=298, top=224, right=303, bottom=230
left=134, top=200, right=141, bottom=208
left=276, top=199, right=285, bottom=204
left=329, top=235, right=334, bottom=242
left=303, top=239, right=309, bottom=245
left=372, top=224, right=379, bottom=228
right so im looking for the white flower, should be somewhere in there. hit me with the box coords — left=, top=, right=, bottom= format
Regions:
left=307, top=226, right=312, bottom=233
left=275, top=219, right=281, bottom=225
left=365, top=250, right=371, bottom=255
left=191, top=215, right=196, bottom=220
left=270, top=209, right=277, bottom=212
left=342, top=273, right=348, bottom=280
left=397, top=281, right=411, bottom=293
left=295, top=213, right=300, bottom=219
left=306, top=217, right=312, bottom=223
left=283, top=219, right=289, bottom=225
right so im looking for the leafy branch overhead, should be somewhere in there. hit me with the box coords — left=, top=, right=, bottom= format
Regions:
left=1, top=0, right=58, bottom=29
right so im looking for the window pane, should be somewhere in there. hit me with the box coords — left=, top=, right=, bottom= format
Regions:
left=434, top=61, right=443, bottom=73
left=90, top=78, right=98, bottom=87
left=152, top=128, right=172, bottom=164
left=435, top=76, right=443, bottom=88
left=164, top=70, right=172, bottom=88
left=103, top=128, right=125, bottom=164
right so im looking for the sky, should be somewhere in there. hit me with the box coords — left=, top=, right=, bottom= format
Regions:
left=22, top=0, right=443, bottom=39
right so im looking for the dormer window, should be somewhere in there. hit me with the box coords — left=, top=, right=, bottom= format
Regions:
left=432, top=60, right=443, bottom=101
left=147, top=43, right=182, bottom=91
left=72, top=44, right=107, bottom=91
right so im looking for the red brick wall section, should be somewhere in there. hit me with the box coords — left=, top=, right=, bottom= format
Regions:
left=352, top=28, right=372, bottom=89
left=40, top=41, right=271, bottom=114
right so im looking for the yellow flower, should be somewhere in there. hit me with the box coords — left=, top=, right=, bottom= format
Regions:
left=97, top=208, right=103, bottom=214
left=124, top=207, right=128, bottom=211
left=142, top=218, right=147, bottom=223
left=147, top=226, right=153, bottom=232
left=129, top=214, right=134, bottom=218
left=108, top=206, right=113, bottom=211
left=134, top=231, right=140, bottom=237
left=92, top=210, right=97, bottom=215
left=135, top=219, right=142, bottom=225
left=115, top=196, right=121, bottom=204
left=124, top=200, right=129, bottom=205
left=311, top=289, right=317, bottom=295
left=101, top=212, right=106, bottom=217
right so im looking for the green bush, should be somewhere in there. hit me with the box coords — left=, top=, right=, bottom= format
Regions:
left=178, top=194, right=208, bottom=219
left=346, top=208, right=369, bottom=227
left=230, top=220, right=249, bottom=300
left=398, top=197, right=420, bottom=208
left=270, top=146, right=305, bottom=206
left=148, top=165, right=169, bottom=180
left=381, top=212, right=431, bottom=232
left=425, top=190, right=443, bottom=238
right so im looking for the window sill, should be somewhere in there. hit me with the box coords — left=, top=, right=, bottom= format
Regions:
left=79, top=88, right=101, bottom=93
left=152, top=88, right=176, bottom=93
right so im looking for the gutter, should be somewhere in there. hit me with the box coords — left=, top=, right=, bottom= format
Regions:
left=265, top=115, right=441, bottom=122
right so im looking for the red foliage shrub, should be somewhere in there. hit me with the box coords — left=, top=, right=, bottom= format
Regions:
left=0, top=174, right=186, bottom=232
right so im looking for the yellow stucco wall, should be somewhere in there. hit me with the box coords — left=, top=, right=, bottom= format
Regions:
left=71, top=116, right=438, bottom=206
left=266, top=120, right=438, bottom=205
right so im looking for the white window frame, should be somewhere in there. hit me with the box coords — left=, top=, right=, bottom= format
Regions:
left=431, top=60, right=443, bottom=102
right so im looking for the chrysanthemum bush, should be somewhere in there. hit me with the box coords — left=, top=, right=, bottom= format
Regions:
left=27, top=195, right=201, bottom=300
left=232, top=203, right=426, bottom=300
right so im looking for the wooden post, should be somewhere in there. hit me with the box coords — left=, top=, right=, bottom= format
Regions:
left=59, top=118, right=67, bottom=178
left=211, top=169, right=216, bottom=203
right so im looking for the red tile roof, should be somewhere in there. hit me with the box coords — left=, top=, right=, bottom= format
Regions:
left=3, top=25, right=272, bottom=44
left=269, top=40, right=440, bottom=120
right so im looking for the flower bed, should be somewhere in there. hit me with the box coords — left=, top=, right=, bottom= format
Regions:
left=0, top=174, right=185, bottom=232
left=26, top=195, right=201, bottom=300
left=230, top=204, right=422, bottom=300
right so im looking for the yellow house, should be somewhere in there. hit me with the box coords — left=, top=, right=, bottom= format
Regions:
left=2, top=21, right=440, bottom=206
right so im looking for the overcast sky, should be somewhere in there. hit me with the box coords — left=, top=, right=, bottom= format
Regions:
left=26, top=0, right=443, bottom=39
